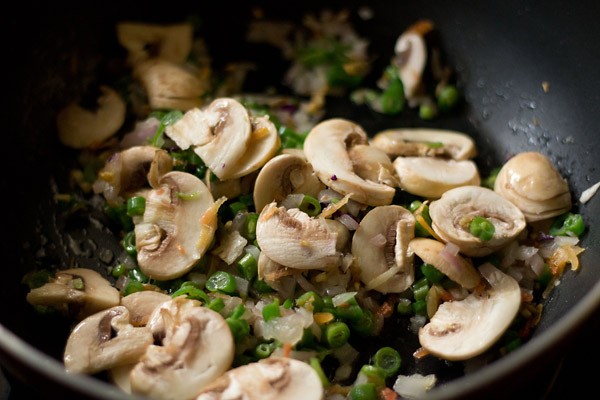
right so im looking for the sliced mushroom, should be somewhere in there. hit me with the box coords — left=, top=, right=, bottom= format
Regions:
left=195, top=357, right=323, bottom=400
left=253, top=153, right=325, bottom=213
left=130, top=297, right=234, bottom=400
left=256, top=202, right=347, bottom=269
left=226, top=115, right=281, bottom=179
left=352, top=205, right=416, bottom=293
left=116, top=22, right=193, bottom=65
left=409, top=238, right=481, bottom=289
left=494, top=152, right=571, bottom=222
left=93, top=146, right=173, bottom=206
left=371, top=128, right=477, bottom=160
left=429, top=186, right=527, bottom=257
left=166, top=98, right=253, bottom=180
left=134, top=59, right=208, bottom=111
left=135, top=171, right=219, bottom=280
left=56, top=86, right=126, bottom=149
left=348, top=144, right=398, bottom=187
left=120, top=290, right=171, bottom=327
left=418, top=263, right=521, bottom=361
left=393, top=157, right=480, bottom=199
left=26, top=268, right=120, bottom=320
left=304, top=118, right=395, bottom=206
left=64, top=306, right=153, bottom=374
left=394, top=28, right=427, bottom=101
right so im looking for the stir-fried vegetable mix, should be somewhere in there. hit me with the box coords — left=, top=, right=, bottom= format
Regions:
left=23, top=9, right=588, bottom=400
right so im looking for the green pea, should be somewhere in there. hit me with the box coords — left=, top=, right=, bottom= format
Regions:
left=549, top=212, right=585, bottom=237
left=469, top=216, right=495, bottom=241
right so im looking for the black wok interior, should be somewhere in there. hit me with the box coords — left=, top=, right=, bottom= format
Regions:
left=2, top=1, right=599, bottom=399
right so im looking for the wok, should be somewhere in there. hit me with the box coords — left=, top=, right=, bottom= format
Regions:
left=2, top=1, right=599, bottom=399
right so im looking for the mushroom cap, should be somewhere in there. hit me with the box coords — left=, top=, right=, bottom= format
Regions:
left=256, top=202, right=346, bottom=270
left=130, top=298, right=234, bottom=400
left=371, top=128, right=477, bottom=160
left=226, top=115, right=281, bottom=179
left=26, top=268, right=120, bottom=320
left=429, top=186, right=527, bottom=257
left=120, top=290, right=171, bottom=327
left=394, top=31, right=427, bottom=99
left=116, top=22, right=193, bottom=65
left=418, top=263, right=521, bottom=361
left=56, top=85, right=126, bottom=149
left=64, top=306, right=153, bottom=374
left=304, top=118, right=395, bottom=206
left=134, top=59, right=208, bottom=111
left=195, top=357, right=323, bottom=400
left=352, top=205, right=416, bottom=293
left=409, top=238, right=481, bottom=289
left=393, top=157, right=480, bottom=199
left=348, top=144, right=398, bottom=187
left=494, top=151, right=571, bottom=222
left=135, top=171, right=217, bottom=280
left=253, top=153, right=325, bottom=213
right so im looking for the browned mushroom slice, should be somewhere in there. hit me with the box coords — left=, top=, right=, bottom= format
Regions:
left=120, top=290, right=171, bottom=327
left=352, top=205, right=416, bottom=293
left=418, top=263, right=521, bottom=361
left=56, top=86, right=126, bottom=149
left=63, top=306, right=153, bottom=374
left=256, top=202, right=347, bottom=270
left=195, top=357, right=323, bottom=400
left=93, top=146, right=173, bottom=206
left=116, top=22, right=193, bottom=65
left=429, top=186, right=527, bottom=257
left=253, top=153, right=325, bottom=213
left=135, top=171, right=221, bottom=280
left=409, top=238, right=481, bottom=289
left=494, top=151, right=571, bottom=222
left=130, top=297, right=234, bottom=400
left=26, top=268, right=120, bottom=320
left=304, top=118, right=395, bottom=206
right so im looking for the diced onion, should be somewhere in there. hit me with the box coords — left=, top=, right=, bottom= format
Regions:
left=579, top=181, right=600, bottom=204
left=332, top=291, right=357, bottom=307
left=337, top=213, right=360, bottom=230
left=281, top=193, right=305, bottom=209
left=393, top=374, right=437, bottom=399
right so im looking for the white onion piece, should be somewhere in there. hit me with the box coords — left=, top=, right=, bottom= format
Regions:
left=580, top=181, right=600, bottom=204
left=528, top=252, right=546, bottom=276
left=337, top=213, right=360, bottom=230
left=393, top=374, right=437, bottom=399
left=234, top=276, right=249, bottom=297
left=281, top=193, right=305, bottom=209
left=515, top=245, right=538, bottom=260
left=332, top=292, right=357, bottom=307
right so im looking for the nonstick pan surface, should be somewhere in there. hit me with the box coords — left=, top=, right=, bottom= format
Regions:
left=2, top=1, right=599, bottom=399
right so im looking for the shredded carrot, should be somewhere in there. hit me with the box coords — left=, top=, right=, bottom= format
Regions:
left=376, top=301, right=394, bottom=318
left=413, top=347, right=430, bottom=359
left=379, top=387, right=398, bottom=400
left=521, top=291, right=534, bottom=303
left=415, top=213, right=443, bottom=242
left=314, top=312, right=335, bottom=325
left=282, top=342, right=292, bottom=358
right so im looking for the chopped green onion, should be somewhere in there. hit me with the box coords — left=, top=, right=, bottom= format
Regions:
left=171, top=286, right=209, bottom=303
left=482, top=167, right=501, bottom=189
left=205, top=271, right=237, bottom=294
left=226, top=317, right=250, bottom=343
left=351, top=310, right=375, bottom=337
left=254, top=342, right=277, bottom=359
left=262, top=299, right=281, bottom=321
left=121, top=231, right=137, bottom=257
left=150, top=110, right=183, bottom=147
left=237, top=252, right=258, bottom=281
left=207, top=297, right=225, bottom=312
left=412, top=277, right=429, bottom=301
left=349, top=383, right=378, bottom=400
left=230, top=303, right=246, bottom=320
left=549, top=212, right=585, bottom=237
left=420, top=263, right=445, bottom=284
left=470, top=216, right=495, bottom=241
left=537, top=263, right=554, bottom=288
left=412, top=299, right=427, bottom=316
left=252, top=279, right=274, bottom=294
left=128, top=268, right=148, bottom=283
left=71, top=277, right=84, bottom=290
left=409, top=201, right=432, bottom=238
left=396, top=298, right=412, bottom=315
left=296, top=291, right=324, bottom=312
left=282, top=298, right=294, bottom=309
left=22, top=270, right=52, bottom=289
left=358, top=365, right=386, bottom=387
left=298, top=195, right=322, bottom=216
left=176, top=191, right=201, bottom=200
left=124, top=280, right=144, bottom=296
left=323, top=321, right=350, bottom=348
left=310, top=357, right=330, bottom=387
left=111, top=264, right=127, bottom=278
left=126, top=196, right=146, bottom=217
left=373, top=347, right=401, bottom=377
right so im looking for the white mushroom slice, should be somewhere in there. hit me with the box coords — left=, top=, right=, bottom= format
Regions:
left=64, top=306, right=153, bottom=374
left=393, top=157, right=480, bottom=199
left=494, top=152, right=571, bottom=222
left=371, top=128, right=477, bottom=160
left=93, top=146, right=173, bottom=206
left=120, top=290, right=171, bottom=327
left=429, top=186, right=527, bottom=257
left=418, top=263, right=521, bottom=361
left=56, top=86, right=126, bottom=149
left=352, top=205, right=416, bottom=293
left=394, top=31, right=427, bottom=100
left=130, top=298, right=234, bottom=400
left=135, top=171, right=219, bottom=280
left=256, top=202, right=345, bottom=269
left=134, top=59, right=207, bottom=111
left=226, top=115, right=281, bottom=179
left=253, top=153, right=325, bottom=213
left=26, top=268, right=120, bottom=320
left=195, top=357, right=323, bottom=400
left=348, top=144, right=399, bottom=187
left=409, top=238, right=481, bottom=289
left=304, top=118, right=395, bottom=206
left=116, top=22, right=193, bottom=65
